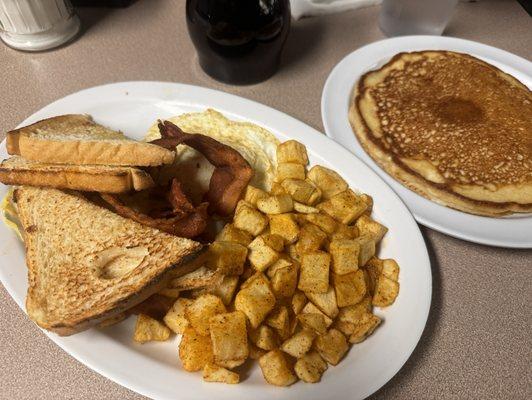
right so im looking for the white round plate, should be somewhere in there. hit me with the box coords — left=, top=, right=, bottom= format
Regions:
left=0, top=82, right=431, bottom=400
left=322, top=36, right=532, bottom=248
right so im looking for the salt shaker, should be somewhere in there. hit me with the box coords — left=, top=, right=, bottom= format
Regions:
left=0, top=0, right=81, bottom=51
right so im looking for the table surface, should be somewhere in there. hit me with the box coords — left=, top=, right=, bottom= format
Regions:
left=1, top=0, right=531, bottom=399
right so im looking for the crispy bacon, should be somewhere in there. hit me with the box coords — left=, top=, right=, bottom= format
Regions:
left=151, top=121, right=254, bottom=216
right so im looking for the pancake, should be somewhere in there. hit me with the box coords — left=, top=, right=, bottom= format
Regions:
left=349, top=50, right=532, bottom=217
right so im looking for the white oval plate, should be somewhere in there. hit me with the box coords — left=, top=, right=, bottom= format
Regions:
left=322, top=36, right=532, bottom=248
left=0, top=82, right=431, bottom=400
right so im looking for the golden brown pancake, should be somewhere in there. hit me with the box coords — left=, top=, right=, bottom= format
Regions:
left=349, top=50, right=532, bottom=217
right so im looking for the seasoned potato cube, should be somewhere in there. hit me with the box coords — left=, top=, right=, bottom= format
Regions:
left=203, top=362, right=239, bottom=384
left=338, top=296, right=372, bottom=324
left=296, top=223, right=328, bottom=255
left=382, top=259, right=400, bottom=281
left=216, top=224, right=253, bottom=247
left=234, top=204, right=268, bottom=236
left=301, top=302, right=333, bottom=325
left=293, top=202, right=319, bottom=214
left=235, top=199, right=253, bottom=214
left=179, top=327, right=214, bottom=371
left=267, top=257, right=293, bottom=278
left=307, top=165, right=348, bottom=199
left=209, top=241, right=248, bottom=276
left=158, top=287, right=180, bottom=298
left=333, top=269, right=367, bottom=307
left=269, top=214, right=299, bottom=243
left=210, top=311, right=249, bottom=368
left=244, top=185, right=268, bottom=206
left=277, top=140, right=309, bottom=165
left=373, top=275, right=400, bottom=307
left=333, top=320, right=356, bottom=336
left=248, top=236, right=279, bottom=272
left=355, top=215, right=388, bottom=242
left=315, top=329, right=348, bottom=365
left=270, top=182, right=286, bottom=195
left=260, top=233, right=285, bottom=252
left=257, top=194, right=294, bottom=214
left=282, top=179, right=320, bottom=205
left=208, top=275, right=240, bottom=306
left=133, top=314, right=171, bottom=343
left=354, top=235, right=376, bottom=266
left=250, top=324, right=279, bottom=351
left=329, top=239, right=360, bottom=275
left=292, top=291, right=308, bottom=315
left=304, top=213, right=338, bottom=235
left=277, top=162, right=306, bottom=181
left=298, top=251, right=330, bottom=293
left=349, top=313, right=381, bottom=344
left=305, top=287, right=339, bottom=318
left=186, top=294, right=227, bottom=336
left=266, top=306, right=289, bottom=338
left=281, top=329, right=315, bottom=358
left=317, top=190, right=367, bottom=224
left=259, top=349, right=298, bottom=387
left=294, top=351, right=328, bottom=383
left=164, top=298, right=193, bottom=334
left=249, top=344, right=267, bottom=360
left=288, top=244, right=301, bottom=262
left=330, top=224, right=359, bottom=242
left=360, top=193, right=373, bottom=214
left=271, top=262, right=299, bottom=298
left=298, top=313, right=327, bottom=335
left=235, top=273, right=276, bottom=328
left=306, top=181, right=322, bottom=205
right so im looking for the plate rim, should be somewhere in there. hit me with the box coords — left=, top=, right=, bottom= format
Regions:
left=321, top=35, right=532, bottom=249
left=0, top=80, right=432, bottom=400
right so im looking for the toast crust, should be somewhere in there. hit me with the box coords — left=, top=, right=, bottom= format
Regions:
left=7, top=114, right=175, bottom=167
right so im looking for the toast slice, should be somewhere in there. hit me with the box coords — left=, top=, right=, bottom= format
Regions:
left=0, top=156, right=155, bottom=193
left=7, top=114, right=175, bottom=167
left=14, top=186, right=203, bottom=335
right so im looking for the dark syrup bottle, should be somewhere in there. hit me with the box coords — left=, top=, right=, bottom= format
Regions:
left=186, top=0, right=291, bottom=85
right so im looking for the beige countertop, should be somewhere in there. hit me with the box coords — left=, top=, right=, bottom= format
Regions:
left=1, top=0, right=530, bottom=399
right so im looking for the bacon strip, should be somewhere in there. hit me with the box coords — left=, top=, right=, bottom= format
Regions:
left=151, top=121, right=254, bottom=216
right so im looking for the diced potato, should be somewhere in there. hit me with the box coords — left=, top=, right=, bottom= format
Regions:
left=209, top=241, right=248, bottom=276
left=301, top=302, right=333, bottom=326
left=315, top=329, right=348, bottom=365
left=248, top=236, right=279, bottom=272
left=355, top=215, right=388, bottom=242
left=186, top=294, right=227, bottom=336
left=295, top=223, right=328, bottom=255
left=288, top=244, right=301, bottom=262
left=277, top=140, right=309, bottom=165
left=307, top=165, right=348, bottom=200
left=381, top=259, right=400, bottom=281
left=329, top=224, right=359, bottom=242
left=235, top=273, right=276, bottom=328
left=349, top=314, right=381, bottom=344
left=291, top=291, right=308, bottom=315
left=266, top=306, right=290, bottom=338
left=164, top=298, right=193, bottom=334
left=305, top=287, right=339, bottom=318
left=372, top=275, right=400, bottom=307
left=298, top=251, right=330, bottom=293
left=333, top=269, right=367, bottom=307
left=208, top=275, right=240, bottom=306
left=267, top=257, right=293, bottom=278
left=249, top=344, right=267, bottom=360
left=260, top=233, right=285, bottom=252
left=317, top=190, right=367, bottom=224
left=297, top=313, right=328, bottom=335
left=235, top=199, right=254, bottom=214
left=179, top=327, right=214, bottom=371
left=276, top=162, right=306, bottom=181
left=269, top=214, right=299, bottom=244
left=271, top=262, right=299, bottom=298
left=234, top=203, right=268, bottom=236
left=203, top=362, right=239, bottom=384
left=333, top=320, right=356, bottom=336
left=250, top=324, right=279, bottom=351
left=133, top=314, right=171, bottom=343
left=216, top=223, right=253, bottom=247
left=360, top=193, right=373, bottom=214
left=158, top=287, right=180, bottom=298
left=281, top=179, right=320, bottom=205
left=257, top=194, right=294, bottom=214
left=209, top=311, right=249, bottom=368
left=354, top=235, right=376, bottom=267
left=304, top=213, right=338, bottom=235
left=337, top=297, right=372, bottom=324
left=329, top=239, right=360, bottom=275
left=293, top=202, right=319, bottom=214
left=259, top=349, right=298, bottom=387
left=281, top=329, right=315, bottom=358
left=294, top=351, right=328, bottom=383
left=244, top=185, right=268, bottom=206
left=270, top=182, right=286, bottom=195
left=306, top=181, right=322, bottom=205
